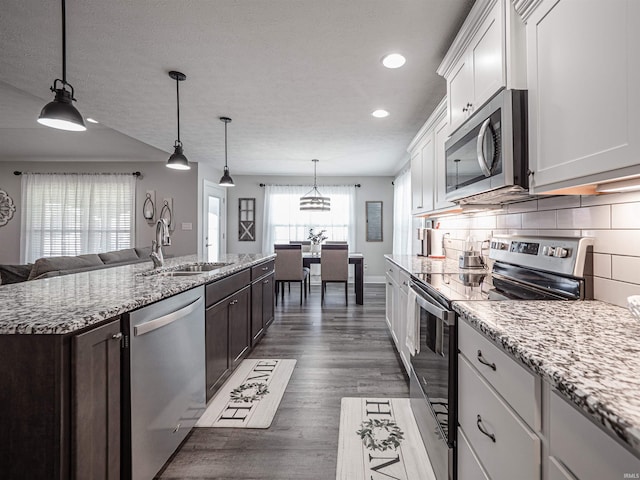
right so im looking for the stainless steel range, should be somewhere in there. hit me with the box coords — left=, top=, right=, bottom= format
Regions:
left=409, top=235, right=593, bottom=480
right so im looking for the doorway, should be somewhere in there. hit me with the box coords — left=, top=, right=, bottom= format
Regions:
left=202, top=180, right=226, bottom=261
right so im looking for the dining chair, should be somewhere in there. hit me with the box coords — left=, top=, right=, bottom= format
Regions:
left=274, top=244, right=309, bottom=305
left=320, top=244, right=349, bottom=305
left=290, top=240, right=312, bottom=252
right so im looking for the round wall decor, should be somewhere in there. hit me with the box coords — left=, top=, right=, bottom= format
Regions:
left=0, top=189, right=16, bottom=227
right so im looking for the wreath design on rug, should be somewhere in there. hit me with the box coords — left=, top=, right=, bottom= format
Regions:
left=229, top=382, right=269, bottom=403
left=357, top=419, right=405, bottom=451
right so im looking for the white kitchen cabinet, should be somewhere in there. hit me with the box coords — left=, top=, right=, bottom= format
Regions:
left=397, top=269, right=411, bottom=374
left=458, top=319, right=542, bottom=480
left=523, top=0, right=640, bottom=193
left=433, top=115, right=455, bottom=210
left=549, top=390, right=640, bottom=480
left=384, top=259, right=410, bottom=376
left=408, top=98, right=447, bottom=216
left=438, top=0, right=526, bottom=133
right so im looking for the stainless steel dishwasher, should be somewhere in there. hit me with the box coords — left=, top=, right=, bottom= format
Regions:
left=122, top=286, right=205, bottom=480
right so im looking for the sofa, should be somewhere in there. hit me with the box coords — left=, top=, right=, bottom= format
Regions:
left=0, top=247, right=153, bottom=285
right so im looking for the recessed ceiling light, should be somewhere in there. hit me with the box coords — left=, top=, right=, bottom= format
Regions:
left=86, top=118, right=99, bottom=124
left=382, top=53, right=406, bottom=69
left=372, top=109, right=389, bottom=118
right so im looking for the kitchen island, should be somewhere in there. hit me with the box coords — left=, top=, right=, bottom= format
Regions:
left=0, top=253, right=275, bottom=480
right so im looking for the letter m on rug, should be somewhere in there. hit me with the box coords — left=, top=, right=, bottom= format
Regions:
left=368, top=453, right=402, bottom=480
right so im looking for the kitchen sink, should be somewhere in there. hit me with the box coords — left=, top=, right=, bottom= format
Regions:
left=172, top=262, right=233, bottom=272
left=143, top=262, right=233, bottom=277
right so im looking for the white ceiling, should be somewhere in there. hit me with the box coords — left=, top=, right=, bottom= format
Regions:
left=0, top=0, right=473, bottom=176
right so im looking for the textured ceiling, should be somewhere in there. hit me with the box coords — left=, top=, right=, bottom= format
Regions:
left=0, top=0, right=473, bottom=176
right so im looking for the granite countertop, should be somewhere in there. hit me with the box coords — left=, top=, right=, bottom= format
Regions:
left=0, top=253, right=275, bottom=335
left=384, top=254, right=477, bottom=275
left=453, top=300, right=640, bottom=455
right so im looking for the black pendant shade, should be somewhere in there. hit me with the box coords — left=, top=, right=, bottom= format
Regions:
left=166, top=70, right=190, bottom=170
left=38, top=0, right=86, bottom=132
left=219, top=117, right=235, bottom=187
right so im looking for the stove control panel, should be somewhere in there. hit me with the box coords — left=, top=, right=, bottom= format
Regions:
left=542, top=246, right=571, bottom=258
left=490, top=235, right=593, bottom=277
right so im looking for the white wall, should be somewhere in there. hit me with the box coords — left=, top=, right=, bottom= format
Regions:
left=0, top=161, right=200, bottom=264
left=225, top=175, right=394, bottom=281
left=429, top=192, right=640, bottom=308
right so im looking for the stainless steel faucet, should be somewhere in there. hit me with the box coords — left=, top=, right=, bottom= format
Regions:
left=150, top=218, right=171, bottom=268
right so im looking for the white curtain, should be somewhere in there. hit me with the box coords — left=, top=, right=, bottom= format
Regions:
left=262, top=184, right=356, bottom=253
left=21, top=173, right=136, bottom=262
left=393, top=169, right=412, bottom=255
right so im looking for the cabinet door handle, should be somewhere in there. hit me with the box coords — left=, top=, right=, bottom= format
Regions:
left=388, top=282, right=393, bottom=286
left=262, top=266, right=269, bottom=271
left=230, top=299, right=239, bottom=305
left=476, top=415, right=495, bottom=442
left=467, top=102, right=473, bottom=108
left=402, top=281, right=408, bottom=286
left=462, top=107, right=468, bottom=113
left=112, top=332, right=123, bottom=341
left=477, top=350, right=496, bottom=371
left=263, top=280, right=270, bottom=284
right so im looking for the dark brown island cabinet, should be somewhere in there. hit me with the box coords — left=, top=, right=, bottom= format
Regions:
left=250, top=259, right=275, bottom=346
left=0, top=257, right=276, bottom=479
left=0, top=317, right=122, bottom=480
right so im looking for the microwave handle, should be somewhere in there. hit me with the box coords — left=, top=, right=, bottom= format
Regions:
left=476, top=117, right=493, bottom=177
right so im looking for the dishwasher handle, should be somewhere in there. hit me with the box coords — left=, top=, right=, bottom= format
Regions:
left=134, top=296, right=203, bottom=336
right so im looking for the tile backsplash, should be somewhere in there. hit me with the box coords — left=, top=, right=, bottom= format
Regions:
left=430, top=191, right=640, bottom=308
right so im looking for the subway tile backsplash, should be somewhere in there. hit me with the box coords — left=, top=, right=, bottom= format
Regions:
left=434, top=192, right=640, bottom=307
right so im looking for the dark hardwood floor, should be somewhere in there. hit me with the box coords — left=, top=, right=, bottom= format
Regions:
left=159, top=283, right=409, bottom=479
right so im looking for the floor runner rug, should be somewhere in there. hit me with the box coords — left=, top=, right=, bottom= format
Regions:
left=195, top=359, right=296, bottom=429
left=336, top=397, right=436, bottom=480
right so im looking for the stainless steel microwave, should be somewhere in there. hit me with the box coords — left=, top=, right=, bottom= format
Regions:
left=444, top=89, right=528, bottom=205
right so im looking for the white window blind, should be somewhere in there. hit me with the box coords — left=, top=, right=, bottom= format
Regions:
left=261, top=185, right=356, bottom=253
left=21, top=173, right=136, bottom=262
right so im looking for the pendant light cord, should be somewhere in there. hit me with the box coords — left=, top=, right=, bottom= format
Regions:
left=61, top=0, right=67, bottom=85
left=175, top=77, right=181, bottom=145
left=224, top=120, right=228, bottom=167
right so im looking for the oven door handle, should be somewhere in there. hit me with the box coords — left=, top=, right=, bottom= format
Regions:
left=409, top=282, right=455, bottom=325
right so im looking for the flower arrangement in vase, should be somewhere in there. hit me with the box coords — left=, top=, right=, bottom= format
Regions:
left=308, top=228, right=327, bottom=254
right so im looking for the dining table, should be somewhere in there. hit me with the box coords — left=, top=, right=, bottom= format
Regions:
left=302, top=252, right=364, bottom=305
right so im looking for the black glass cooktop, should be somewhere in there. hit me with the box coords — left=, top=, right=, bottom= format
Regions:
left=411, top=271, right=492, bottom=305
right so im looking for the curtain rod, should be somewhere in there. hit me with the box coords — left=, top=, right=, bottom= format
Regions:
left=14, top=171, right=141, bottom=177
left=259, top=183, right=361, bottom=188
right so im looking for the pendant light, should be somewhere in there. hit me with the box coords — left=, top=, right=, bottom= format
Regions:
left=218, top=117, right=235, bottom=187
left=166, top=71, right=191, bottom=170
left=37, top=0, right=86, bottom=132
left=300, top=159, right=330, bottom=211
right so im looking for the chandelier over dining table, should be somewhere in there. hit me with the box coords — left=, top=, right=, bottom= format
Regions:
left=299, top=159, right=330, bottom=211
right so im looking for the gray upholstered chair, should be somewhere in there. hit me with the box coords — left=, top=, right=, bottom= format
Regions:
left=274, top=244, right=309, bottom=305
left=290, top=240, right=312, bottom=252
left=320, top=244, right=349, bottom=305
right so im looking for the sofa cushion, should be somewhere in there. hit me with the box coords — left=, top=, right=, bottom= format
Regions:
left=28, top=254, right=104, bottom=281
left=135, top=246, right=152, bottom=258
left=0, top=264, right=33, bottom=285
left=99, top=248, right=139, bottom=265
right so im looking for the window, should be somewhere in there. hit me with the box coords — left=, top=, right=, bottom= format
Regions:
left=392, top=168, right=412, bottom=255
left=261, top=185, right=356, bottom=252
left=21, top=173, right=136, bottom=262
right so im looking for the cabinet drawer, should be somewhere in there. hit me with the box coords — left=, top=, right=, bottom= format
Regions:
left=458, top=320, right=539, bottom=429
left=548, top=456, right=576, bottom=480
left=458, top=354, right=540, bottom=480
left=398, top=269, right=410, bottom=294
left=385, top=259, right=400, bottom=284
left=206, top=269, right=251, bottom=307
left=251, top=260, right=275, bottom=280
left=458, top=427, right=490, bottom=480
left=549, top=391, right=640, bottom=480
